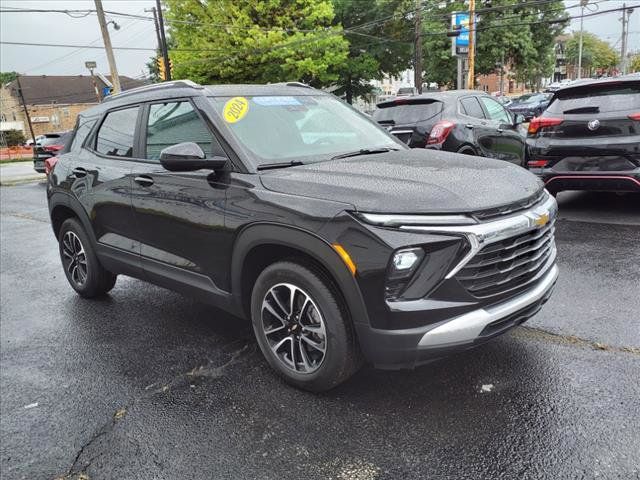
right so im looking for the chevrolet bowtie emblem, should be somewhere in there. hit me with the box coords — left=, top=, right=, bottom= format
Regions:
left=534, top=213, right=549, bottom=227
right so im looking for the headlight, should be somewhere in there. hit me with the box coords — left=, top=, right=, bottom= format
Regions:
left=386, top=247, right=425, bottom=299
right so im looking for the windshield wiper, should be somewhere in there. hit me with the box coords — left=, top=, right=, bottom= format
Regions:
left=331, top=147, right=399, bottom=160
left=563, top=106, right=600, bottom=114
left=257, top=160, right=304, bottom=171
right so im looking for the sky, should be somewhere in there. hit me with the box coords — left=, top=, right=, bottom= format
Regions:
left=0, top=0, right=639, bottom=78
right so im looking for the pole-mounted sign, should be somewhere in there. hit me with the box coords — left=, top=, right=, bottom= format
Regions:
left=451, top=12, right=470, bottom=57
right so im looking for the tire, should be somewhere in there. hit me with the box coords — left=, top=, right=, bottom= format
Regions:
left=250, top=261, right=360, bottom=392
left=457, top=146, right=477, bottom=156
left=58, top=218, right=117, bottom=298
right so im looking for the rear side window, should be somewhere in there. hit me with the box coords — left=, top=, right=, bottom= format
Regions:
left=546, top=82, right=640, bottom=114
left=145, top=101, right=221, bottom=161
left=373, top=101, right=443, bottom=124
left=96, top=107, right=139, bottom=157
left=460, top=97, right=485, bottom=119
left=70, top=119, right=97, bottom=152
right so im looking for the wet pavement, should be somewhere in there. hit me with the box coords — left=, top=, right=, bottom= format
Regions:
left=1, top=183, right=639, bottom=480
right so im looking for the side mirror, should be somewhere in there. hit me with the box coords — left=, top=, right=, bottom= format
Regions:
left=513, top=114, right=525, bottom=125
left=159, top=142, right=226, bottom=172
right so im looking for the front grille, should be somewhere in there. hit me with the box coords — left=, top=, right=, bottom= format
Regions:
left=455, top=219, right=556, bottom=299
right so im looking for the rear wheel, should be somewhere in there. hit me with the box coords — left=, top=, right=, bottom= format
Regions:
left=457, top=146, right=477, bottom=156
left=251, top=261, right=360, bottom=391
left=58, top=218, right=116, bottom=298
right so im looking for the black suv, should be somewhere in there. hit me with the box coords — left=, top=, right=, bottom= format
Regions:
left=48, top=81, right=558, bottom=391
left=372, top=90, right=526, bottom=165
left=526, top=76, right=640, bottom=194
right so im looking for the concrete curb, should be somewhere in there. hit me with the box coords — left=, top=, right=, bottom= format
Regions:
left=0, top=177, right=46, bottom=187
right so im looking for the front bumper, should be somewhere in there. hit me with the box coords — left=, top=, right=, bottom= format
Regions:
left=350, top=193, right=559, bottom=369
left=356, top=264, right=557, bottom=369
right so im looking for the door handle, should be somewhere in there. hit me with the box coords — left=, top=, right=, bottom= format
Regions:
left=497, top=128, right=504, bottom=133
left=134, top=175, right=154, bottom=187
left=465, top=124, right=474, bottom=129
left=72, top=167, right=87, bottom=177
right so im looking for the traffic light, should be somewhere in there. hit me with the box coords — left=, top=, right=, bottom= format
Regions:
left=157, top=57, right=167, bottom=81
left=156, top=57, right=174, bottom=81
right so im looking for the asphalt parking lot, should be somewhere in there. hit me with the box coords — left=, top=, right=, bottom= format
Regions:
left=1, top=182, right=639, bottom=480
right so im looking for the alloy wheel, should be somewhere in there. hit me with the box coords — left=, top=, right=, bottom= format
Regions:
left=61, top=231, right=88, bottom=287
left=261, top=283, right=327, bottom=374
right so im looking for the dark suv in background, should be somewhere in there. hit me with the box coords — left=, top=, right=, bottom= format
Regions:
left=526, top=76, right=640, bottom=194
left=48, top=81, right=558, bottom=391
left=372, top=90, right=526, bottom=165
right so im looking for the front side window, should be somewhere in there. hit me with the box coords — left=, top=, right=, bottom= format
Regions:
left=146, top=101, right=221, bottom=161
left=209, top=94, right=403, bottom=165
left=480, top=97, right=510, bottom=124
left=95, top=107, right=139, bottom=157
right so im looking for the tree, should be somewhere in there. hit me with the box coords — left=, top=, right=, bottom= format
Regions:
left=630, top=54, right=640, bottom=73
left=565, top=32, right=618, bottom=76
left=331, top=0, right=412, bottom=103
left=3, top=130, right=26, bottom=147
left=164, top=0, right=348, bottom=87
left=475, top=0, right=567, bottom=90
left=0, top=72, right=19, bottom=85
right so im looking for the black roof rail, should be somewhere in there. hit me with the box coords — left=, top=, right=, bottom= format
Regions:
left=103, top=80, right=204, bottom=102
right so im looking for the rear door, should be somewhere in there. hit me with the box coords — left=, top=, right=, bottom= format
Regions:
left=479, top=96, right=525, bottom=165
left=534, top=81, right=640, bottom=172
left=373, top=99, right=443, bottom=147
left=63, top=105, right=141, bottom=275
left=128, top=97, right=231, bottom=300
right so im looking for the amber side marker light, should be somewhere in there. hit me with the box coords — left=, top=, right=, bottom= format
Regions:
left=332, top=244, right=357, bottom=276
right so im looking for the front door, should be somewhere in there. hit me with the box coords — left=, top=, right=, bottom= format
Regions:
left=128, top=98, right=231, bottom=300
left=479, top=96, right=525, bottom=165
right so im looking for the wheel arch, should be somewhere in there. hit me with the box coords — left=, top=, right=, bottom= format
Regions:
left=49, top=193, right=97, bottom=245
left=231, top=223, right=370, bottom=328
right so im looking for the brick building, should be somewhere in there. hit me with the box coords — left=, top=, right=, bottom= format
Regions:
left=0, top=75, right=146, bottom=137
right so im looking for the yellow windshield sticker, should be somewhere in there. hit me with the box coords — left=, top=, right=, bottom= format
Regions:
left=223, top=97, right=249, bottom=123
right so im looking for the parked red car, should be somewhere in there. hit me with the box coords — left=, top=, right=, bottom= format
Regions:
left=33, top=131, right=73, bottom=174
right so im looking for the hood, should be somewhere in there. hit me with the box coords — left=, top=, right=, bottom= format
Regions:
left=259, top=149, right=543, bottom=214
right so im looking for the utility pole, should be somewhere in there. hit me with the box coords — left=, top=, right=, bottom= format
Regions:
left=146, top=7, right=163, bottom=53
left=94, top=0, right=121, bottom=94
left=156, top=0, right=172, bottom=81
left=499, top=51, right=505, bottom=95
left=620, top=4, right=634, bottom=75
left=15, top=76, right=36, bottom=145
left=467, top=0, right=475, bottom=89
left=577, top=0, right=588, bottom=79
left=414, top=0, right=423, bottom=94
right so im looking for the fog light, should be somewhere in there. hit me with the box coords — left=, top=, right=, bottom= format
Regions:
left=386, top=248, right=425, bottom=299
left=394, top=249, right=420, bottom=270
left=389, top=248, right=424, bottom=280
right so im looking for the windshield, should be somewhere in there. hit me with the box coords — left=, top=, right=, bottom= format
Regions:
left=546, top=82, right=640, bottom=114
left=208, top=94, right=403, bottom=166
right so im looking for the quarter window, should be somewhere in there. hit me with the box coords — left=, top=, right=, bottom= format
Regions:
left=146, top=101, right=220, bottom=161
left=96, top=107, right=139, bottom=157
left=460, top=97, right=485, bottom=119
left=480, top=97, right=511, bottom=124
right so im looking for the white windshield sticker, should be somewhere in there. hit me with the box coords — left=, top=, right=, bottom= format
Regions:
left=252, top=96, right=301, bottom=107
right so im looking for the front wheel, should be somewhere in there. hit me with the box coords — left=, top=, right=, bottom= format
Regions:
left=58, top=218, right=117, bottom=298
left=251, top=261, right=360, bottom=391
